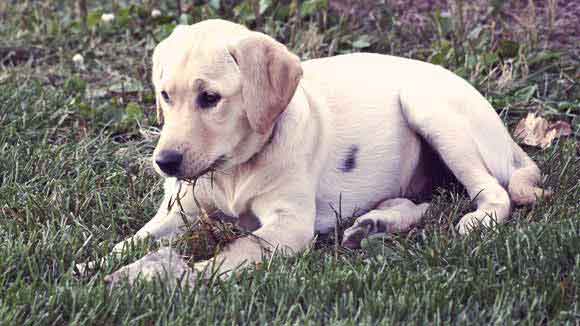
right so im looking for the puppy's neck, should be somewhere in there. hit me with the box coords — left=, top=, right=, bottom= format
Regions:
left=244, top=121, right=279, bottom=165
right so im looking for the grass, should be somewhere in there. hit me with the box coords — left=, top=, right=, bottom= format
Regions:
left=0, top=0, right=579, bottom=324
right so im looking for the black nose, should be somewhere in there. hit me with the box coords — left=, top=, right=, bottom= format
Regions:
left=155, top=150, right=183, bottom=175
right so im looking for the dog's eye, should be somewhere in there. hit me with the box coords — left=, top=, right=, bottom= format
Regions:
left=197, top=91, right=221, bottom=109
left=160, top=90, right=170, bottom=103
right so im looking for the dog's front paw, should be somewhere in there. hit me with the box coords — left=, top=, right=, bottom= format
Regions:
left=342, top=220, right=375, bottom=249
left=456, top=211, right=495, bottom=235
left=104, top=247, right=195, bottom=287
left=74, top=260, right=101, bottom=277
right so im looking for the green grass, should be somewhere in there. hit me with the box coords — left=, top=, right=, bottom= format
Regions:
left=1, top=1, right=579, bottom=324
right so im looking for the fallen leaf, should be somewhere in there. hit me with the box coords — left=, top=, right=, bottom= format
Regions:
left=513, top=113, right=572, bottom=149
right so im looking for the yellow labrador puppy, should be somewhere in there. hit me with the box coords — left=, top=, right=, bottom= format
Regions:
left=102, top=19, right=548, bottom=285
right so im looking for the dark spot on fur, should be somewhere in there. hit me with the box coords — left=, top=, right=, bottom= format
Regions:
left=375, top=221, right=387, bottom=233
left=238, top=212, right=261, bottom=231
left=339, top=145, right=359, bottom=172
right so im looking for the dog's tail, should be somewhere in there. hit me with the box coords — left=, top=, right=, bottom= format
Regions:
left=507, top=142, right=551, bottom=205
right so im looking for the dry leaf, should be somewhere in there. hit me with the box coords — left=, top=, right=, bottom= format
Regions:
left=513, top=113, right=572, bottom=149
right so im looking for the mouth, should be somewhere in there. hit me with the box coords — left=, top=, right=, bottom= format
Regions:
left=181, top=155, right=227, bottom=181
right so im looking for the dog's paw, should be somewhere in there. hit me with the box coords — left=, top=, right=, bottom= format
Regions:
left=456, top=211, right=494, bottom=235
left=104, top=247, right=195, bottom=287
left=342, top=219, right=375, bottom=249
left=74, top=260, right=100, bottom=278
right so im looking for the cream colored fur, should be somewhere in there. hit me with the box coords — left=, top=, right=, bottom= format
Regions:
left=91, top=20, right=548, bottom=286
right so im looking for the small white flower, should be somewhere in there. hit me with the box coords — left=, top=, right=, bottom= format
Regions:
left=151, top=9, right=161, bottom=18
left=72, top=53, right=84, bottom=65
left=101, top=13, right=115, bottom=23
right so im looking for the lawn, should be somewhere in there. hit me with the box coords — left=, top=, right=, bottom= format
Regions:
left=0, top=0, right=578, bottom=324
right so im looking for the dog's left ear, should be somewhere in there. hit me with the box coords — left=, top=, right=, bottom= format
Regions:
left=227, top=33, right=303, bottom=134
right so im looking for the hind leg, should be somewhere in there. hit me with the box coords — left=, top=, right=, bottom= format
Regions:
left=412, top=125, right=513, bottom=234
left=410, top=124, right=512, bottom=234
left=455, top=179, right=511, bottom=234
left=342, top=198, right=429, bottom=249
left=399, top=93, right=514, bottom=234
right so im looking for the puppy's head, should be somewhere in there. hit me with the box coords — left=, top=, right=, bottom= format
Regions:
left=151, top=20, right=302, bottom=179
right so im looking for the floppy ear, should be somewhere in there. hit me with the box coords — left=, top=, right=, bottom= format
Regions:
left=151, top=43, right=164, bottom=124
left=227, top=33, right=303, bottom=134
